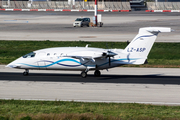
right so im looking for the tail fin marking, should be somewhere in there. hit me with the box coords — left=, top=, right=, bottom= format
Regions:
left=123, top=27, right=172, bottom=64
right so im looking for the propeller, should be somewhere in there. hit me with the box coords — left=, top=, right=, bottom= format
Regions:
left=104, top=43, right=117, bottom=66
left=102, top=50, right=117, bottom=66
left=108, top=56, right=111, bottom=66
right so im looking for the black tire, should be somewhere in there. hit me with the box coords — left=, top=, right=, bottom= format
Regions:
left=94, top=70, right=101, bottom=77
left=23, top=72, right=29, bottom=76
left=81, top=71, right=87, bottom=78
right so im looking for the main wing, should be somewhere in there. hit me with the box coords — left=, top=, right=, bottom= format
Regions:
left=65, top=49, right=117, bottom=62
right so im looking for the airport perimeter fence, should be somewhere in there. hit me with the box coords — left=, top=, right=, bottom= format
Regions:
left=1, top=0, right=180, bottom=11
left=146, top=2, right=180, bottom=10
left=0, top=1, right=131, bottom=10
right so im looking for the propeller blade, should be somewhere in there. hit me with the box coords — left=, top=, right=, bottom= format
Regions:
left=109, top=57, right=111, bottom=66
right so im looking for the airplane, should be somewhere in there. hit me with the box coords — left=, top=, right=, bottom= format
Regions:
left=6, top=27, right=172, bottom=78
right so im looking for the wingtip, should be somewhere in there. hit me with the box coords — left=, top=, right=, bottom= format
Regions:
left=171, top=29, right=175, bottom=32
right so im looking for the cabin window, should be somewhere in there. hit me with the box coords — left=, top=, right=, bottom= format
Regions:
left=47, top=53, right=50, bottom=56
left=23, top=52, right=36, bottom=58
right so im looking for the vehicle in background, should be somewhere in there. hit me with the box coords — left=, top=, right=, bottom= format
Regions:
left=73, top=18, right=90, bottom=27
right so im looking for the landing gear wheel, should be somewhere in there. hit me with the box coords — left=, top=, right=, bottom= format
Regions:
left=81, top=71, right=87, bottom=78
left=94, top=70, right=101, bottom=77
left=23, top=69, right=29, bottom=76
left=23, top=72, right=29, bottom=76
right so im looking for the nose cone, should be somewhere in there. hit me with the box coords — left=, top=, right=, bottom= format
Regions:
left=6, top=64, right=13, bottom=68
left=6, top=57, right=23, bottom=68
left=6, top=63, right=21, bottom=68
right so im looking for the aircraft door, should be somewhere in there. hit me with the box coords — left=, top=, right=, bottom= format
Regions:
left=37, top=52, right=46, bottom=70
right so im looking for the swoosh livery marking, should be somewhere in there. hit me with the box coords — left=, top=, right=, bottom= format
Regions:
left=98, top=58, right=140, bottom=67
left=19, top=58, right=82, bottom=68
left=133, top=35, right=155, bottom=43
left=40, top=60, right=82, bottom=67
left=18, top=58, right=140, bottom=68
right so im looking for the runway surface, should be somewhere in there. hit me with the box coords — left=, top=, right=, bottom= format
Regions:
left=0, top=11, right=180, bottom=42
left=1, top=65, right=180, bottom=105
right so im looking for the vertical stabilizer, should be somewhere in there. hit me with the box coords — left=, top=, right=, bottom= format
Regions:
left=123, top=27, right=172, bottom=64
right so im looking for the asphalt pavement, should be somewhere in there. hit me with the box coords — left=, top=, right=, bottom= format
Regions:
left=1, top=65, right=180, bottom=105
left=0, top=11, right=180, bottom=42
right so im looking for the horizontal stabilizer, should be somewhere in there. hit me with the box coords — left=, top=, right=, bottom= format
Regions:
left=141, top=27, right=172, bottom=33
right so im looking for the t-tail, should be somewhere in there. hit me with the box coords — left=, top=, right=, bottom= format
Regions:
left=123, top=27, right=172, bottom=65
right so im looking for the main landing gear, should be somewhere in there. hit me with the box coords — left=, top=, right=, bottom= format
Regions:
left=81, top=70, right=101, bottom=78
left=81, top=71, right=87, bottom=78
left=23, top=69, right=29, bottom=76
left=94, top=70, right=101, bottom=77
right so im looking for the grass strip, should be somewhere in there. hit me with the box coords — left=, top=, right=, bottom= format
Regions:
left=0, top=99, right=180, bottom=120
left=0, top=40, right=180, bottom=67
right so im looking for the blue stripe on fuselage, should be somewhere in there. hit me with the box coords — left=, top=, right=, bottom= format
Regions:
left=18, top=58, right=140, bottom=68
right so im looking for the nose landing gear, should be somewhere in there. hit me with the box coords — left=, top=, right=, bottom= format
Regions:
left=81, top=71, right=87, bottom=78
left=23, top=69, right=29, bottom=76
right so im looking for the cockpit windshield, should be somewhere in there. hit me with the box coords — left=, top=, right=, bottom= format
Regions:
left=23, top=52, right=36, bottom=58
left=75, top=18, right=83, bottom=21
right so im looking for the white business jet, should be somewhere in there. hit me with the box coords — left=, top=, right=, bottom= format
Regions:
left=6, top=27, right=172, bottom=78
